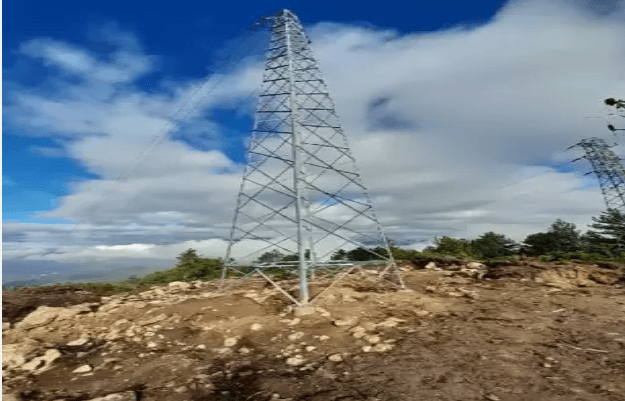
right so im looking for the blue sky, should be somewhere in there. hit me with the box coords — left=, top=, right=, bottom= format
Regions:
left=3, top=0, right=625, bottom=284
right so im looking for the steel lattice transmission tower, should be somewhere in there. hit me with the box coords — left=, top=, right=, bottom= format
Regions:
left=221, top=9, right=401, bottom=306
left=569, top=137, right=625, bottom=211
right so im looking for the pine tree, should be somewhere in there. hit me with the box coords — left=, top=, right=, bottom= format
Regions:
left=584, top=208, right=625, bottom=256
left=428, top=236, right=475, bottom=258
left=255, top=250, right=285, bottom=264
left=346, top=247, right=373, bottom=261
left=521, top=232, right=556, bottom=256
left=331, top=249, right=348, bottom=261
left=176, top=248, right=199, bottom=264
left=548, top=219, right=582, bottom=253
left=521, top=219, right=582, bottom=256
left=580, top=231, right=613, bottom=257
left=470, top=231, right=519, bottom=259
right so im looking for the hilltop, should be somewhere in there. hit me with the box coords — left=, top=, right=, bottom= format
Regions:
left=2, top=257, right=624, bottom=400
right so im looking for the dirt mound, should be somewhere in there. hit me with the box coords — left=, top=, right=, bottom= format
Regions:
left=2, top=286, right=103, bottom=325
left=3, top=262, right=625, bottom=401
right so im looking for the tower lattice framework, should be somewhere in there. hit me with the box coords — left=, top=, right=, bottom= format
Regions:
left=221, top=9, right=401, bottom=306
left=570, top=137, right=625, bottom=211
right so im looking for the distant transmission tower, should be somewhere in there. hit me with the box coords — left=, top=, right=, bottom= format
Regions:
left=569, top=137, right=625, bottom=211
left=221, top=9, right=401, bottom=307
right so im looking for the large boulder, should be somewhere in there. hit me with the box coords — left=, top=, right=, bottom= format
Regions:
left=2, top=340, right=40, bottom=370
left=168, top=281, right=192, bottom=290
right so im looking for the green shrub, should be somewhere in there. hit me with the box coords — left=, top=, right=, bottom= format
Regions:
left=138, top=257, right=224, bottom=286
left=537, top=251, right=624, bottom=264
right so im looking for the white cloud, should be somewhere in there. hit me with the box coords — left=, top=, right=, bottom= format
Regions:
left=19, top=34, right=153, bottom=83
left=3, top=0, right=625, bottom=279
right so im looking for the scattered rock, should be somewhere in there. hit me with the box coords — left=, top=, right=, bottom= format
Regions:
left=20, top=358, right=44, bottom=372
left=314, top=307, right=331, bottom=317
left=137, top=313, right=168, bottom=326
left=67, top=338, right=89, bottom=346
left=288, top=332, right=305, bottom=341
left=373, top=343, right=394, bottom=352
left=87, top=392, right=137, bottom=401
left=214, top=347, right=233, bottom=355
left=328, top=354, right=343, bottom=362
left=168, top=281, right=191, bottom=290
left=14, top=306, right=84, bottom=330
left=364, top=335, right=381, bottom=344
left=224, top=337, right=238, bottom=347
left=377, top=317, right=406, bottom=328
left=467, top=262, right=485, bottom=269
left=73, top=364, right=93, bottom=373
left=349, top=325, right=366, bottom=333
left=21, top=348, right=62, bottom=373
left=286, top=356, right=306, bottom=366
left=333, top=317, right=359, bottom=327
left=293, top=306, right=315, bottom=317
left=2, top=341, right=40, bottom=370
left=2, top=257, right=622, bottom=400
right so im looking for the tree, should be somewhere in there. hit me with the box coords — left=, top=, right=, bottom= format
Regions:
left=470, top=231, right=519, bottom=259
left=583, top=208, right=625, bottom=256
left=548, top=219, right=582, bottom=253
left=580, top=231, right=614, bottom=257
left=176, top=258, right=223, bottom=281
left=281, top=249, right=312, bottom=262
left=425, top=236, right=475, bottom=258
left=346, top=247, right=373, bottom=261
left=521, top=219, right=582, bottom=256
left=176, top=248, right=199, bottom=264
left=370, top=246, right=390, bottom=259
left=521, top=232, right=557, bottom=256
left=388, top=246, right=422, bottom=260
left=331, top=249, right=348, bottom=261
left=255, top=250, right=284, bottom=264
left=138, top=257, right=224, bottom=285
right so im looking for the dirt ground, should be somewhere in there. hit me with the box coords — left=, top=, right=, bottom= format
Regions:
left=2, top=257, right=625, bottom=401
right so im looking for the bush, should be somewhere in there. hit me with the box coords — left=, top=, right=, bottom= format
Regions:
left=537, top=251, right=625, bottom=264
left=138, top=257, right=224, bottom=286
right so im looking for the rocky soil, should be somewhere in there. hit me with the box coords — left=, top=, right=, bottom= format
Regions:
left=2, top=257, right=625, bottom=401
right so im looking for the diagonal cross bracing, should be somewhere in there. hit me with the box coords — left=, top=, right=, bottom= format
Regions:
left=573, top=137, right=625, bottom=212
left=221, top=9, right=401, bottom=305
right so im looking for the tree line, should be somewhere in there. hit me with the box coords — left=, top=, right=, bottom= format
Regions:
left=134, top=207, right=624, bottom=285
left=251, top=208, right=625, bottom=264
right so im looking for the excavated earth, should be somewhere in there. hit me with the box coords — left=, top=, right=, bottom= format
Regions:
left=2, top=257, right=625, bottom=401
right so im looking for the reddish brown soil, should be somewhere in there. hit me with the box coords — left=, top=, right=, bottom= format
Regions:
left=2, top=258, right=625, bottom=401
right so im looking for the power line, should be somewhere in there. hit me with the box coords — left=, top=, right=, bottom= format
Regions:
left=81, top=17, right=272, bottom=225
left=116, top=18, right=272, bottom=183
